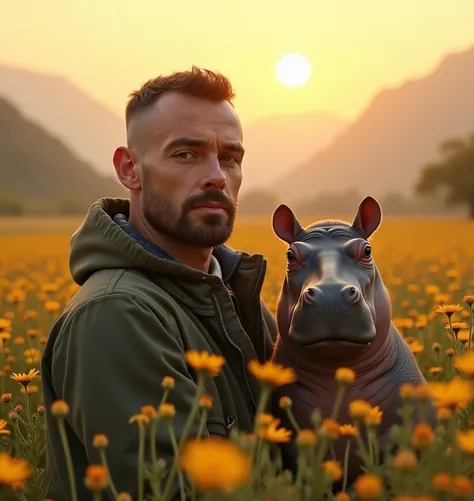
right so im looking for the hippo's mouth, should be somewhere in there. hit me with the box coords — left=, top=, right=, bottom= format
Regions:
left=288, top=328, right=376, bottom=348
left=299, top=338, right=371, bottom=348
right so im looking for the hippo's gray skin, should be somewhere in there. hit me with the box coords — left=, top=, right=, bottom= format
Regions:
left=270, top=196, right=437, bottom=487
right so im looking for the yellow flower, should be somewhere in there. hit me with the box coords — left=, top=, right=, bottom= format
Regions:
left=339, top=424, right=358, bottom=437
left=393, top=450, right=417, bottom=471
left=463, top=295, right=474, bottom=306
left=181, top=437, right=251, bottom=492
left=279, top=396, right=292, bottom=409
left=432, top=473, right=451, bottom=492
left=162, top=376, right=175, bottom=389
left=452, top=475, right=472, bottom=498
left=436, top=304, right=463, bottom=318
left=44, top=300, right=61, bottom=314
left=297, top=429, right=317, bottom=447
left=199, top=394, right=214, bottom=410
left=258, top=418, right=292, bottom=443
left=437, top=407, right=453, bottom=421
left=158, top=403, right=176, bottom=419
left=185, top=350, right=226, bottom=377
left=140, top=405, right=157, bottom=420
left=322, top=460, right=343, bottom=482
left=454, top=353, right=474, bottom=376
left=335, top=367, right=356, bottom=385
left=248, top=359, right=297, bottom=387
left=0, top=453, right=32, bottom=486
left=348, top=400, right=372, bottom=418
left=408, top=340, right=424, bottom=355
left=129, top=414, right=150, bottom=425
left=335, top=492, right=351, bottom=501
left=10, top=368, right=39, bottom=388
left=364, top=406, right=383, bottom=426
left=320, top=419, right=340, bottom=440
left=457, top=430, right=474, bottom=455
left=428, top=379, right=474, bottom=410
left=92, top=434, right=108, bottom=449
left=84, top=465, right=108, bottom=491
left=0, top=420, right=11, bottom=435
left=51, top=400, right=70, bottom=417
left=354, top=473, right=383, bottom=500
left=412, top=424, right=434, bottom=449
left=116, top=494, right=133, bottom=501
left=0, top=318, right=12, bottom=332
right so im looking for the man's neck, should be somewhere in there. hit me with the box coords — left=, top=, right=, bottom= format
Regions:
left=128, top=213, right=213, bottom=273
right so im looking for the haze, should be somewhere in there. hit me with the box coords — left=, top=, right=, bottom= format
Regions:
left=2, top=0, right=474, bottom=124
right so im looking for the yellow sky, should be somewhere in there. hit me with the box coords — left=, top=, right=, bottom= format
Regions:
left=1, top=0, right=474, bottom=125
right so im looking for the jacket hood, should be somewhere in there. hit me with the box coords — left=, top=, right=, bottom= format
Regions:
left=69, top=197, right=262, bottom=286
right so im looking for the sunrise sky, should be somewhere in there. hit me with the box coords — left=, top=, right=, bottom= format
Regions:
left=1, top=0, right=474, bottom=125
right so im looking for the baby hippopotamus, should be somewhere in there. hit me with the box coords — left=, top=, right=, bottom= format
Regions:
left=270, top=196, right=436, bottom=485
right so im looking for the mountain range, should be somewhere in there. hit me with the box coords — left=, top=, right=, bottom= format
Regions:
left=1, top=43, right=474, bottom=208
left=272, top=45, right=474, bottom=202
left=0, top=65, right=347, bottom=190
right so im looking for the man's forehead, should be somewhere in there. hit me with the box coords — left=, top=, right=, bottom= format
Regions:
left=128, top=92, right=242, bottom=146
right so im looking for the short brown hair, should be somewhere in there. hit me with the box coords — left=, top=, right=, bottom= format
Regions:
left=125, top=66, right=235, bottom=126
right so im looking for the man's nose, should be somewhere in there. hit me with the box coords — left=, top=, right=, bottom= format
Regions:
left=200, top=156, right=226, bottom=190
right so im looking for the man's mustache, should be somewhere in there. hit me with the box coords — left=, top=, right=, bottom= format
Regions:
left=183, top=191, right=236, bottom=214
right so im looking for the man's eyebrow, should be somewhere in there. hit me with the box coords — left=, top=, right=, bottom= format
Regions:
left=163, top=137, right=245, bottom=155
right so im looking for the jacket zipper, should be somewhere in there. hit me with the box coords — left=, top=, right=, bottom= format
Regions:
left=212, top=293, right=257, bottom=412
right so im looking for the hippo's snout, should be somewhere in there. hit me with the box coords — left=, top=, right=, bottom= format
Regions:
left=289, top=281, right=376, bottom=350
left=304, top=284, right=361, bottom=307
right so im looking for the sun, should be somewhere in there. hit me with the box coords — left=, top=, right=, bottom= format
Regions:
left=276, top=53, right=312, bottom=88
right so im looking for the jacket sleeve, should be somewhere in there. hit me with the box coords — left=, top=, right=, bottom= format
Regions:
left=51, top=293, right=205, bottom=500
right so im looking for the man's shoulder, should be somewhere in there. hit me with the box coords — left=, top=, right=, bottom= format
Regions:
left=70, top=267, right=171, bottom=305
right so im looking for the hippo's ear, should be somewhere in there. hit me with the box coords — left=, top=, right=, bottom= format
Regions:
left=272, top=204, right=303, bottom=244
left=351, top=196, right=382, bottom=239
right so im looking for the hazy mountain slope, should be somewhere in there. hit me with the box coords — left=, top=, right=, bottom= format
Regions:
left=0, top=64, right=125, bottom=176
left=273, top=46, right=474, bottom=202
left=0, top=97, right=125, bottom=203
left=240, top=112, right=348, bottom=191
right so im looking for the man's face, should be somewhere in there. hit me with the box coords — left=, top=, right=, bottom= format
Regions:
left=129, top=92, right=244, bottom=248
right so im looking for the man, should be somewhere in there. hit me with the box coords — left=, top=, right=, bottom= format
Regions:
left=41, top=66, right=277, bottom=501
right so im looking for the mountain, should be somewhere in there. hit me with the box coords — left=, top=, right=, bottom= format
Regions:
left=0, top=64, right=125, bottom=176
left=240, top=113, right=348, bottom=191
left=0, top=96, right=125, bottom=209
left=0, top=65, right=347, bottom=191
left=272, top=45, right=474, bottom=203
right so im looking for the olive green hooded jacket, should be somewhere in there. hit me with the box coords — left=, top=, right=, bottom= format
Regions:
left=41, top=198, right=277, bottom=501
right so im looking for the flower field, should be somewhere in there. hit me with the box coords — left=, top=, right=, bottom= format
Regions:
left=1, top=215, right=474, bottom=501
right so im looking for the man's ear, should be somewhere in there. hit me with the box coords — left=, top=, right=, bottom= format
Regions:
left=113, top=147, right=141, bottom=190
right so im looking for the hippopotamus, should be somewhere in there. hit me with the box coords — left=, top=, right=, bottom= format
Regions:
left=270, top=196, right=437, bottom=486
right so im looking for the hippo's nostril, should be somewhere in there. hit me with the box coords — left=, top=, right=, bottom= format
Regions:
left=341, top=285, right=361, bottom=304
left=304, top=287, right=321, bottom=305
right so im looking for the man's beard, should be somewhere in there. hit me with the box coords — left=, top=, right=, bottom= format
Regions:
left=142, top=184, right=237, bottom=248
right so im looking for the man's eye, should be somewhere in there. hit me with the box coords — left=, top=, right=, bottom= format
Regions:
left=220, top=155, right=241, bottom=165
left=175, top=151, right=195, bottom=160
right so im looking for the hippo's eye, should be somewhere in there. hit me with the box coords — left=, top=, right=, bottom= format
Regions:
left=286, top=249, right=296, bottom=262
left=363, top=245, right=372, bottom=258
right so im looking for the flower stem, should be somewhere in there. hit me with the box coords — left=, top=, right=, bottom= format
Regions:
left=196, top=410, right=207, bottom=440
left=99, top=450, right=118, bottom=499
left=284, top=407, right=301, bottom=434
left=330, top=385, right=346, bottom=420
left=57, top=417, right=78, bottom=501
left=162, top=375, right=205, bottom=500
left=93, top=491, right=102, bottom=501
left=137, top=422, right=146, bottom=501
left=167, top=421, right=186, bottom=501
left=342, top=440, right=351, bottom=492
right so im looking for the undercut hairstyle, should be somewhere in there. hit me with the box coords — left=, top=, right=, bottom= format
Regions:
left=125, top=66, right=236, bottom=127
